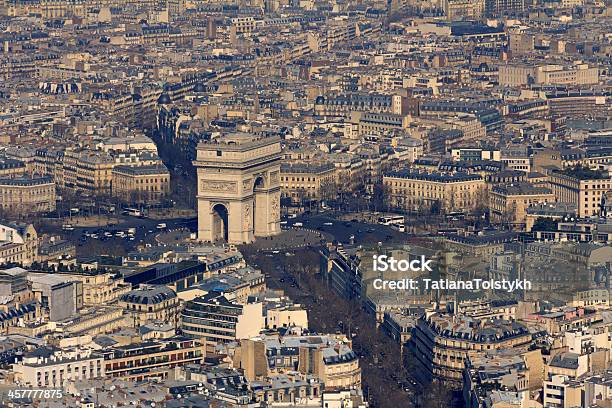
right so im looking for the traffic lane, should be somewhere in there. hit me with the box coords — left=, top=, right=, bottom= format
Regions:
left=288, top=215, right=407, bottom=244
left=59, top=217, right=197, bottom=247
left=61, top=216, right=195, bottom=234
left=250, top=250, right=418, bottom=407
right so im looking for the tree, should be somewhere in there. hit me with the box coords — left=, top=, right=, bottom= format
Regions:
left=532, top=217, right=558, bottom=232
left=501, top=201, right=518, bottom=229
left=320, top=179, right=338, bottom=204
left=472, top=187, right=489, bottom=218
left=372, top=182, right=391, bottom=212
left=430, top=200, right=441, bottom=215
left=421, top=381, right=453, bottom=408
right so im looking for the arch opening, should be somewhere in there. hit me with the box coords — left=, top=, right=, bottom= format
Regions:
left=211, top=203, right=228, bottom=242
left=253, top=177, right=265, bottom=235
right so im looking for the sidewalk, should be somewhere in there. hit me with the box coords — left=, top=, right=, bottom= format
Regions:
left=62, top=215, right=118, bottom=227
left=248, top=228, right=327, bottom=251
left=147, top=208, right=196, bottom=220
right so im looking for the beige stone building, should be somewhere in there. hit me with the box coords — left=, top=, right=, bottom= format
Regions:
left=112, top=164, right=170, bottom=202
left=266, top=305, right=309, bottom=330
left=384, top=170, right=485, bottom=213
left=543, top=352, right=594, bottom=408
left=62, top=149, right=114, bottom=194
left=410, top=312, right=533, bottom=387
left=299, top=345, right=361, bottom=390
left=57, top=306, right=128, bottom=336
left=548, top=167, right=612, bottom=218
left=499, top=63, right=599, bottom=87
left=194, top=133, right=281, bottom=244
left=13, top=348, right=104, bottom=388
left=0, top=159, right=26, bottom=178
left=464, top=348, right=545, bottom=408
left=119, top=285, right=180, bottom=328
left=489, top=183, right=556, bottom=227
left=0, top=222, right=38, bottom=266
left=0, top=176, right=56, bottom=215
left=346, top=111, right=411, bottom=139
left=444, top=0, right=485, bottom=20
left=238, top=334, right=361, bottom=390
left=535, top=63, right=599, bottom=85
left=57, top=271, right=131, bottom=306
left=280, top=163, right=336, bottom=204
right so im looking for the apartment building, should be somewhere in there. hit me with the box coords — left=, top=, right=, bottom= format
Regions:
left=543, top=352, right=591, bottom=408
left=451, top=147, right=501, bottom=162
left=112, top=164, right=170, bottom=202
left=239, top=334, right=361, bottom=390
left=62, top=149, right=114, bottom=194
left=28, top=273, right=77, bottom=322
left=409, top=312, right=533, bottom=387
left=313, top=93, right=401, bottom=117
left=55, top=306, right=127, bottom=337
left=280, top=163, right=336, bottom=204
left=463, top=348, right=544, bottom=407
left=265, top=304, right=309, bottom=330
left=0, top=158, right=26, bottom=177
left=489, top=183, right=556, bottom=226
left=180, top=291, right=264, bottom=346
left=54, top=271, right=131, bottom=306
left=0, top=176, right=56, bottom=215
left=0, top=301, right=40, bottom=333
left=231, top=17, right=259, bottom=35
left=299, top=341, right=361, bottom=390
left=0, top=222, right=38, bottom=266
left=525, top=307, right=603, bottom=335
left=536, top=64, right=599, bottom=86
left=384, top=170, right=485, bottom=213
left=444, top=0, right=485, bottom=20
left=548, top=167, right=612, bottom=218
left=330, top=153, right=370, bottom=194
left=499, top=63, right=599, bottom=87
left=485, top=0, right=526, bottom=16
left=180, top=266, right=265, bottom=305
left=101, top=337, right=206, bottom=381
left=501, top=150, right=531, bottom=172
left=13, top=347, right=104, bottom=387
left=346, top=111, right=411, bottom=139
left=119, top=285, right=180, bottom=327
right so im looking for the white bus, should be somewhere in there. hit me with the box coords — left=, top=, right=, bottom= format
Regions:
left=378, top=216, right=405, bottom=226
left=123, top=208, right=142, bottom=217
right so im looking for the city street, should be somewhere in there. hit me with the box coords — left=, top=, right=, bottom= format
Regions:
left=286, top=213, right=408, bottom=245
left=41, top=215, right=197, bottom=256
left=241, top=246, right=422, bottom=408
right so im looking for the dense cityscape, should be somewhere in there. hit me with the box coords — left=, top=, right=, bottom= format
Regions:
left=0, top=0, right=611, bottom=407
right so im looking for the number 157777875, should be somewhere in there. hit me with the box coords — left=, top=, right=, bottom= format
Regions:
left=7, top=389, right=63, bottom=399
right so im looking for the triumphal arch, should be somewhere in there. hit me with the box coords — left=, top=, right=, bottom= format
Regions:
left=193, top=133, right=281, bottom=244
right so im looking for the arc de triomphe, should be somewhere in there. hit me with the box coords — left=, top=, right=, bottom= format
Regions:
left=193, top=133, right=281, bottom=244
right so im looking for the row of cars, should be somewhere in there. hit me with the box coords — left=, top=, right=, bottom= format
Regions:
left=64, top=223, right=168, bottom=245
left=81, top=228, right=137, bottom=241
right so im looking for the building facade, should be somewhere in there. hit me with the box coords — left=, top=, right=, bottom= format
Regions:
left=112, top=164, right=170, bottom=202
left=384, top=171, right=486, bottom=213
left=548, top=168, right=612, bottom=218
left=0, top=176, right=56, bottom=215
left=119, top=285, right=180, bottom=327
